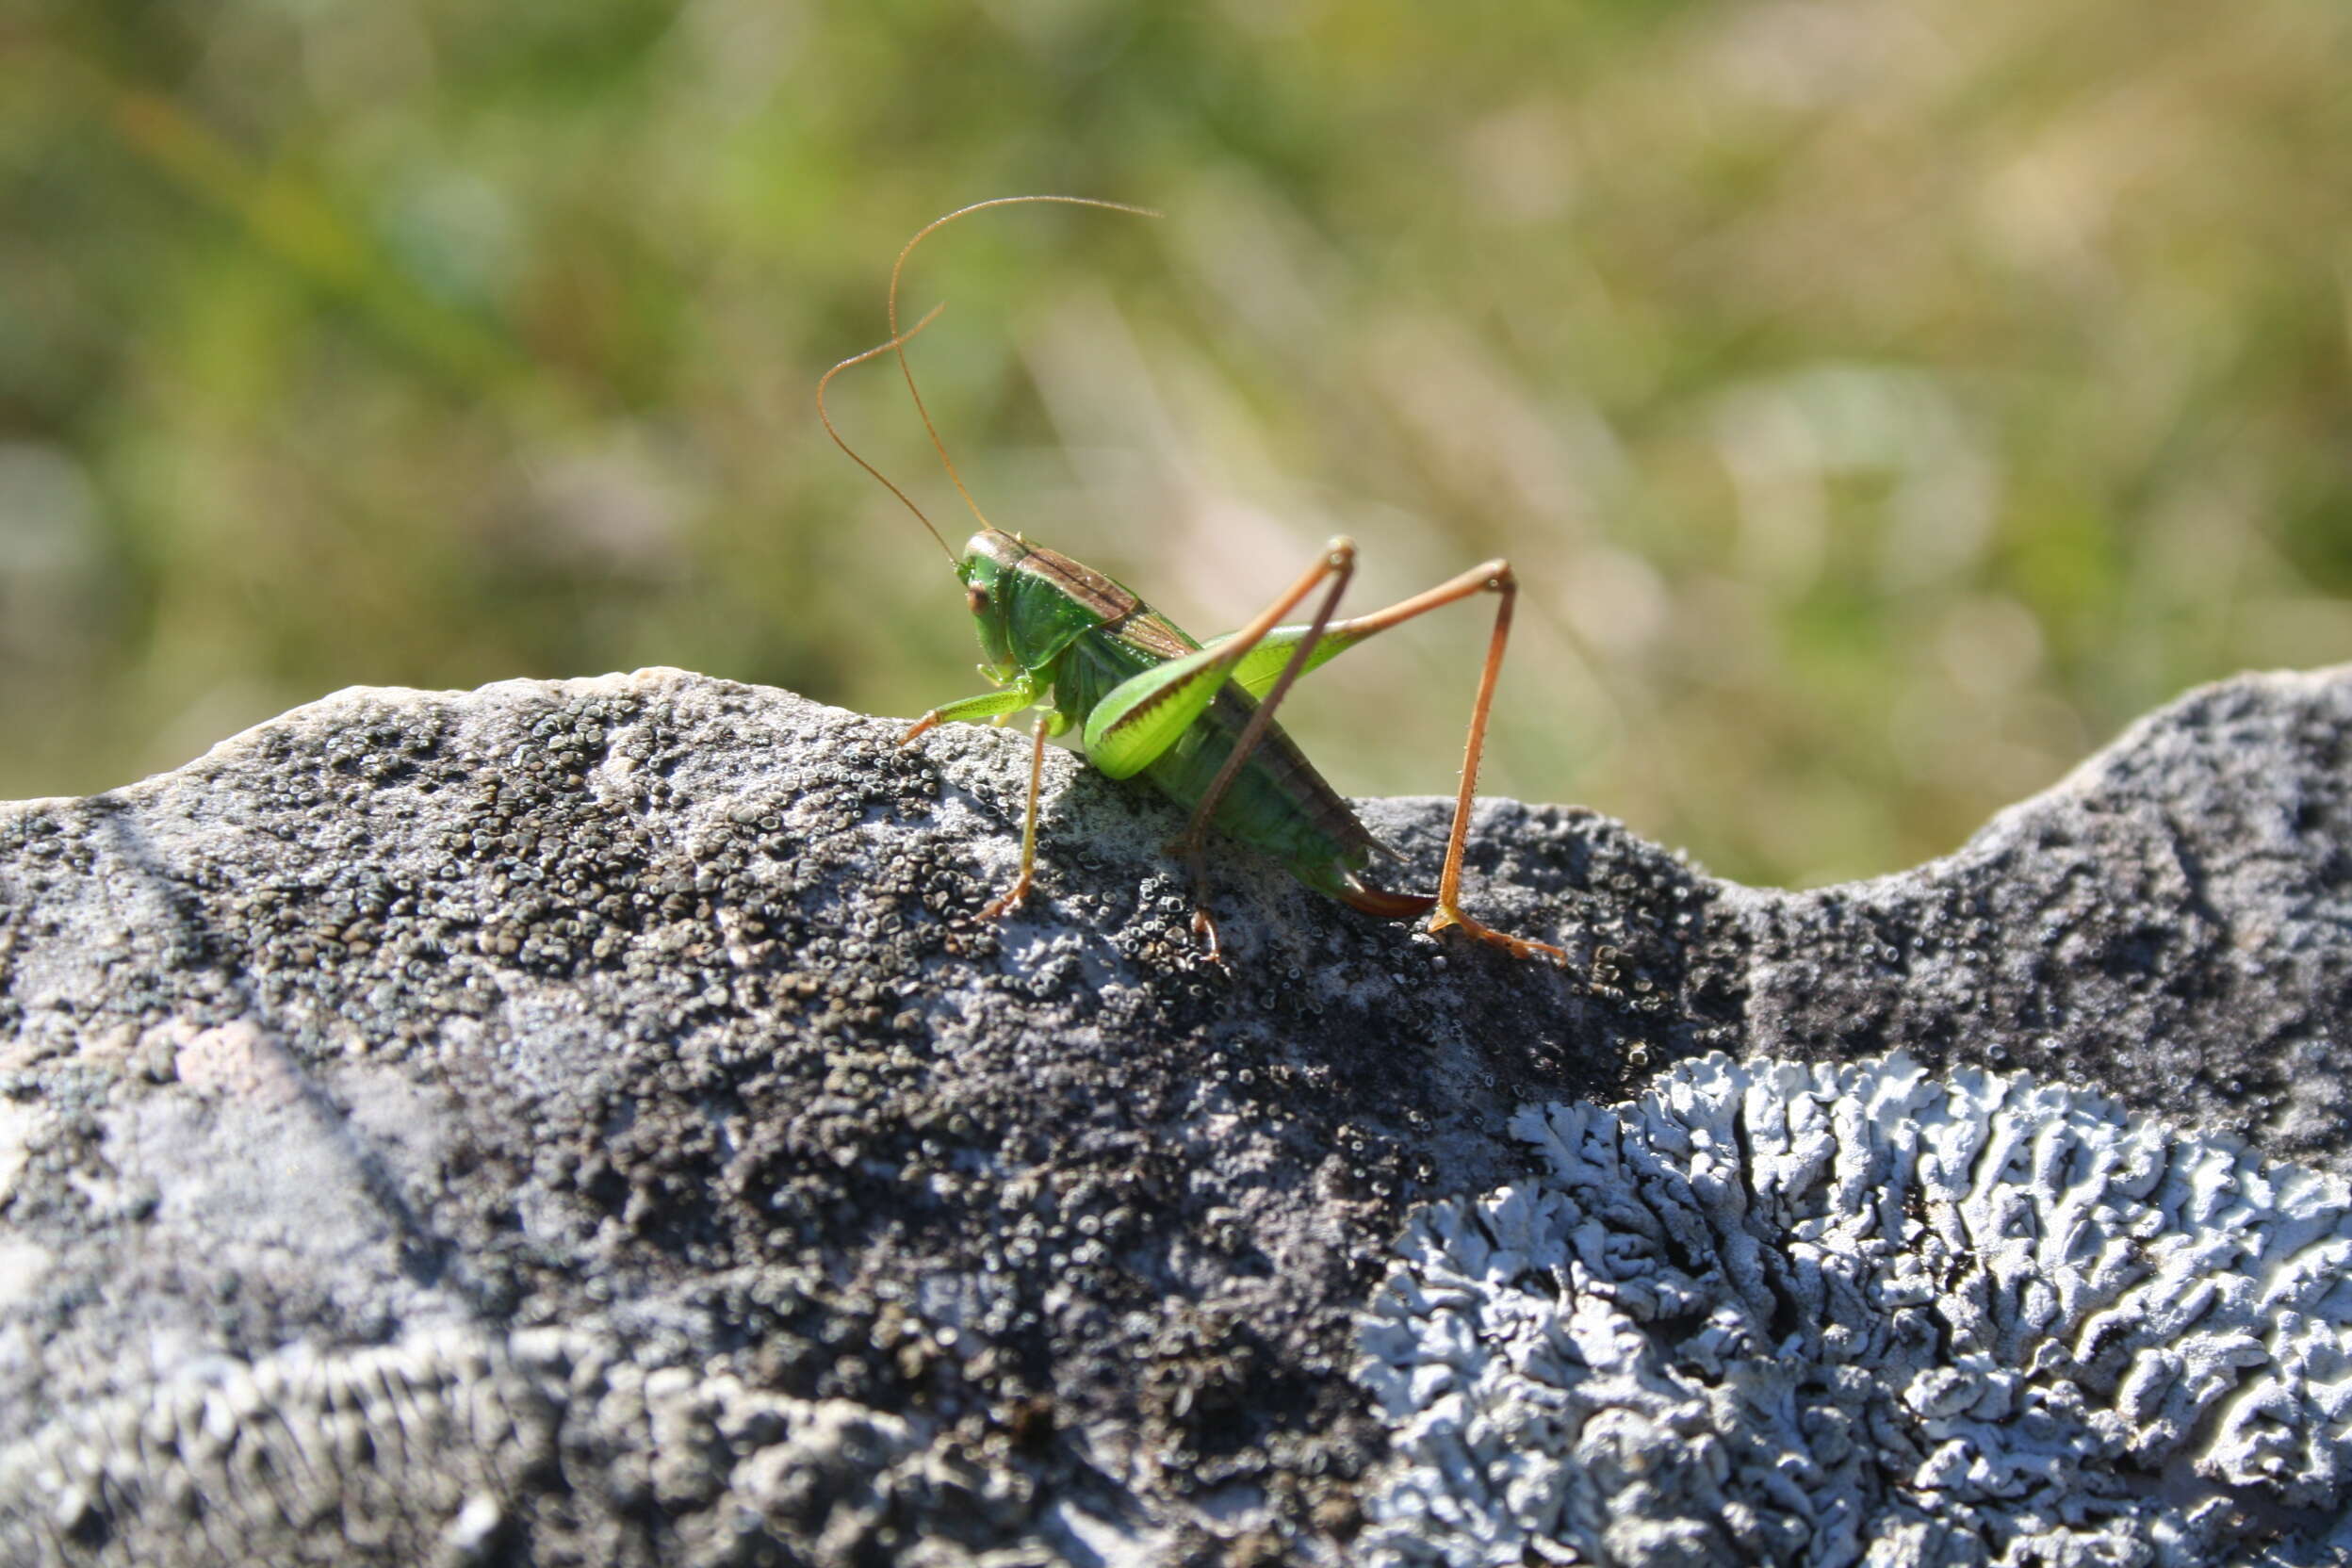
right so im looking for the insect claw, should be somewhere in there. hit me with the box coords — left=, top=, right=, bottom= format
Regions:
left=902, top=712, right=942, bottom=744
left=1161, top=838, right=1230, bottom=963
left=1189, top=906, right=1226, bottom=965
left=1429, top=905, right=1569, bottom=966
left=981, top=874, right=1033, bottom=921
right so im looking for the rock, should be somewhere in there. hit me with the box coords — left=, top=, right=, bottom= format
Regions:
left=1704, top=665, right=2352, bottom=1160
left=0, top=663, right=2346, bottom=1564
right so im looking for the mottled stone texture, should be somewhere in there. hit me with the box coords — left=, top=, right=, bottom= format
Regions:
left=1706, top=668, right=2352, bottom=1161
left=0, top=664, right=2346, bottom=1565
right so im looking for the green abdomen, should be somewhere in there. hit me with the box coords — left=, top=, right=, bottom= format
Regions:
left=1052, top=627, right=1380, bottom=893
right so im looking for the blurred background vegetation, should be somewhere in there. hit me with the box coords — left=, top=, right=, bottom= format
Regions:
left=5, top=0, right=2349, bottom=887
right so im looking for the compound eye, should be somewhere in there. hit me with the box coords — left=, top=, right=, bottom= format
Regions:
left=965, top=585, right=990, bottom=616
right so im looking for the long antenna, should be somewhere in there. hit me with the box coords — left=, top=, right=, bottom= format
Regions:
left=817, top=302, right=958, bottom=566
left=887, top=195, right=1162, bottom=534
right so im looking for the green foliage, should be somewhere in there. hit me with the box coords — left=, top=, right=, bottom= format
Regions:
left=6, top=0, right=2350, bottom=885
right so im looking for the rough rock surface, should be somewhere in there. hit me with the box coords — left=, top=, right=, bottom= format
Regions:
left=0, top=663, right=2347, bottom=1564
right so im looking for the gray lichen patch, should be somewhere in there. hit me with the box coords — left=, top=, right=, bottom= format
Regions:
left=1, top=1325, right=559, bottom=1566
left=1354, top=1054, right=2352, bottom=1567
left=0, top=1321, right=1037, bottom=1568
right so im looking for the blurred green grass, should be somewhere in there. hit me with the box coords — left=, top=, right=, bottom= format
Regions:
left=4, top=0, right=2348, bottom=888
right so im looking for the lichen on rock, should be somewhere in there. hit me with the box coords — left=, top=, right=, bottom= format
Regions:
left=0, top=1320, right=1006, bottom=1568
left=1354, top=1053, right=2352, bottom=1567
left=7, top=664, right=2352, bottom=1563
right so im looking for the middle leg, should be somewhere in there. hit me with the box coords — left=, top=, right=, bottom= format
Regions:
left=1167, top=537, right=1360, bottom=958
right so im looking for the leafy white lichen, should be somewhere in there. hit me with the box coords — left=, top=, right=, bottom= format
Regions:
left=1353, top=1054, right=2352, bottom=1567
